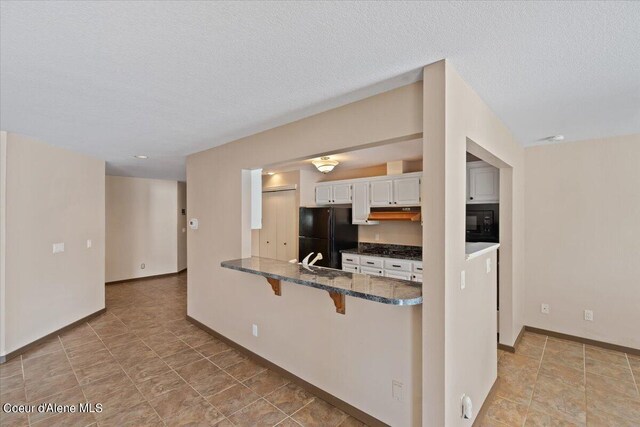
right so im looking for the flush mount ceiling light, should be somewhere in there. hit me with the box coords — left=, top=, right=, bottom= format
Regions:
left=312, top=156, right=339, bottom=174
left=134, top=155, right=148, bottom=159
left=266, top=172, right=275, bottom=176
left=542, top=135, right=565, bottom=142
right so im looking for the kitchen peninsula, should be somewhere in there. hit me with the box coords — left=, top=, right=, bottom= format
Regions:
left=221, top=257, right=422, bottom=314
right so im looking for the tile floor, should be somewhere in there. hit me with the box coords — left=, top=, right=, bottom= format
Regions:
left=478, top=332, right=640, bottom=426
left=2, top=272, right=638, bottom=426
left=0, top=272, right=364, bottom=427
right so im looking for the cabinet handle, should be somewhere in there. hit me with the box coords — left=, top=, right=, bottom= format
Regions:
left=392, top=264, right=401, bottom=268
left=366, top=261, right=374, bottom=265
left=389, top=202, right=392, bottom=205
left=283, top=243, right=286, bottom=245
left=470, top=197, right=474, bottom=200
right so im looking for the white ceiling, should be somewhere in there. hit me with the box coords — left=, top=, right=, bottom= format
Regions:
left=1, top=1, right=638, bottom=180
left=265, top=139, right=423, bottom=174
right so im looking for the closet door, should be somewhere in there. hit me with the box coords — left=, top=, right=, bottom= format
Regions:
left=259, top=191, right=278, bottom=259
left=276, top=190, right=297, bottom=261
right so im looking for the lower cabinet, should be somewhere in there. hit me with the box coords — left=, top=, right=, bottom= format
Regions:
left=342, top=253, right=422, bottom=283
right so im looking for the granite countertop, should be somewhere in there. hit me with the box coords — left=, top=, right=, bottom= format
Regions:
left=221, top=257, right=422, bottom=306
left=341, top=243, right=422, bottom=261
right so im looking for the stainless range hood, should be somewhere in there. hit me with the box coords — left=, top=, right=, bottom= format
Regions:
left=367, top=207, right=421, bottom=222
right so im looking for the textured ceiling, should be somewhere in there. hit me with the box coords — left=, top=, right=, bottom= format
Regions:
left=1, top=1, right=638, bottom=180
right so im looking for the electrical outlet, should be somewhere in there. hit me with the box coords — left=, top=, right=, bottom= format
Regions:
left=486, top=258, right=492, bottom=273
left=86, top=239, right=92, bottom=248
left=252, top=324, right=258, bottom=337
left=584, top=310, right=594, bottom=321
left=541, top=304, right=550, bottom=314
left=460, top=270, right=466, bottom=290
left=392, top=380, right=403, bottom=401
left=52, top=242, right=65, bottom=254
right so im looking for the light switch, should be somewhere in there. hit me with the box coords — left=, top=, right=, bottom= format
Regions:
left=486, top=258, right=491, bottom=273
left=86, top=239, right=92, bottom=248
left=460, top=270, right=466, bottom=290
left=53, top=243, right=65, bottom=254
left=392, top=380, right=403, bottom=401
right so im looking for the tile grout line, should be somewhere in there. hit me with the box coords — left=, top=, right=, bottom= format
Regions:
left=583, top=342, right=587, bottom=425
left=85, top=321, right=167, bottom=427
left=115, top=317, right=237, bottom=426
left=627, top=353, right=639, bottom=396
left=57, top=333, right=95, bottom=427
left=20, top=355, right=31, bottom=427
left=520, top=335, right=547, bottom=427
left=167, top=328, right=289, bottom=425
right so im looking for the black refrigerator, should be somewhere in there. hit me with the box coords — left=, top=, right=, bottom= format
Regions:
left=299, top=207, right=358, bottom=270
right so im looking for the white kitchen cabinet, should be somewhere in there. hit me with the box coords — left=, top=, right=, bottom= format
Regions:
left=315, top=185, right=332, bottom=204
left=360, top=266, right=384, bottom=276
left=351, top=182, right=378, bottom=225
left=467, top=162, right=499, bottom=203
left=343, top=264, right=360, bottom=274
left=342, top=253, right=360, bottom=265
left=384, top=270, right=412, bottom=280
left=393, top=177, right=421, bottom=206
left=332, top=183, right=352, bottom=204
left=315, top=183, right=351, bottom=205
left=370, top=179, right=394, bottom=206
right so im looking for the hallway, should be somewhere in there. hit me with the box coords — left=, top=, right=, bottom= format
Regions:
left=0, top=273, right=363, bottom=427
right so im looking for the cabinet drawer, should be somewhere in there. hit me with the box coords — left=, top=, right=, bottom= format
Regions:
left=360, top=256, right=384, bottom=268
left=383, top=258, right=412, bottom=272
left=343, top=264, right=360, bottom=274
left=384, top=270, right=412, bottom=280
left=412, top=262, right=423, bottom=272
left=342, top=254, right=360, bottom=265
left=412, top=273, right=423, bottom=283
left=360, top=266, right=384, bottom=277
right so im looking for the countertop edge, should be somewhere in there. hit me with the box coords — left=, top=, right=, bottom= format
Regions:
left=465, top=243, right=500, bottom=261
left=339, top=249, right=422, bottom=261
left=221, top=261, right=423, bottom=306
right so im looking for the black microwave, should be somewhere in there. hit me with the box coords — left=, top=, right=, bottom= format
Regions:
left=466, top=203, right=499, bottom=243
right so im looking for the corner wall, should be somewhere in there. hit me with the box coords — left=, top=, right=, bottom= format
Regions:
left=422, top=61, right=525, bottom=425
left=1, top=132, right=105, bottom=356
left=105, top=176, right=180, bottom=282
left=524, top=134, right=640, bottom=349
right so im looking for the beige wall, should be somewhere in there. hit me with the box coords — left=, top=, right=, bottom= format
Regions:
left=177, top=181, right=187, bottom=272
left=187, top=82, right=423, bottom=425
left=1, top=132, right=105, bottom=356
left=422, top=61, right=525, bottom=425
left=106, top=176, right=180, bottom=282
left=525, top=134, right=640, bottom=349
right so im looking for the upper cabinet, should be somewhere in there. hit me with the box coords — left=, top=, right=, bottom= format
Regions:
left=352, top=182, right=378, bottom=224
left=370, top=179, right=394, bottom=206
left=315, top=183, right=352, bottom=205
left=467, top=161, right=499, bottom=204
left=315, top=172, right=422, bottom=224
left=393, top=176, right=421, bottom=205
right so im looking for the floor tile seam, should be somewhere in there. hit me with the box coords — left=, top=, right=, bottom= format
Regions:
left=521, top=335, right=548, bottom=427
left=45, top=335, right=94, bottom=427
left=626, top=353, right=640, bottom=396
left=131, top=322, right=236, bottom=427
left=85, top=321, right=167, bottom=426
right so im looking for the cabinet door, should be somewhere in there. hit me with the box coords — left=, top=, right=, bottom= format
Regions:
left=370, top=180, right=393, bottom=206
left=469, top=167, right=499, bottom=203
left=343, top=264, right=360, bottom=274
left=352, top=182, right=373, bottom=224
left=384, top=270, right=412, bottom=280
left=393, top=177, right=421, bottom=205
left=332, top=183, right=352, bottom=204
left=259, top=192, right=278, bottom=259
left=276, top=190, right=297, bottom=261
left=315, top=185, right=332, bottom=205
left=361, top=266, right=384, bottom=277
